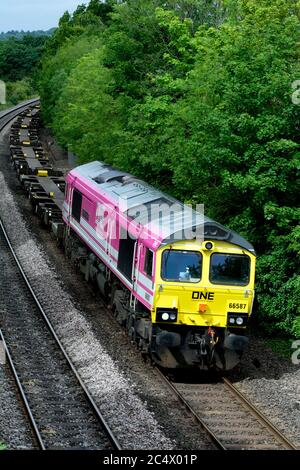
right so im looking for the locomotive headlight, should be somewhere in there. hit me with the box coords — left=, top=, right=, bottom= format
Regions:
left=156, top=308, right=178, bottom=323
left=227, top=313, right=248, bottom=327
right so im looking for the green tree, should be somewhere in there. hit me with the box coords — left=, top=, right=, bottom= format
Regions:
left=6, top=78, right=36, bottom=104
left=52, top=47, right=119, bottom=162
left=0, top=35, right=47, bottom=81
left=38, top=34, right=103, bottom=126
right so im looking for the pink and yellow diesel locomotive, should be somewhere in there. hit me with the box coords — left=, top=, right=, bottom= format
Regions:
left=62, top=161, right=256, bottom=370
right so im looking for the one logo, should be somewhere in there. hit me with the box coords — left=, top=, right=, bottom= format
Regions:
left=192, top=291, right=215, bottom=300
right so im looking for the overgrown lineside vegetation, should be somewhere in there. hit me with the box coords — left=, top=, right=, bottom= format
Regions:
left=37, top=0, right=300, bottom=337
left=0, top=35, right=48, bottom=109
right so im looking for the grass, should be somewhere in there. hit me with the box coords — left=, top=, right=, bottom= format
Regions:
left=0, top=442, right=6, bottom=450
left=265, top=338, right=295, bottom=360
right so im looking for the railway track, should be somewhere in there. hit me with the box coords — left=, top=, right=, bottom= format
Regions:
left=0, top=218, right=121, bottom=450
left=0, top=99, right=40, bottom=133
left=156, top=368, right=297, bottom=450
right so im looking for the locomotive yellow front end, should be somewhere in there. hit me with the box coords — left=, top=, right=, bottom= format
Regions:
left=151, top=239, right=256, bottom=370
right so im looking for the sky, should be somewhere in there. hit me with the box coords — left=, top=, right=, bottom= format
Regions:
left=0, top=0, right=90, bottom=33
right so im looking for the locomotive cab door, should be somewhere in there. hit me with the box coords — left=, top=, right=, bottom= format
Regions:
left=72, top=189, right=82, bottom=223
left=117, top=228, right=137, bottom=283
left=130, top=240, right=141, bottom=311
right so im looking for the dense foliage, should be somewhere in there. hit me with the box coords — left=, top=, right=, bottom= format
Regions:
left=0, top=34, right=47, bottom=108
left=37, top=0, right=300, bottom=337
left=0, top=29, right=55, bottom=41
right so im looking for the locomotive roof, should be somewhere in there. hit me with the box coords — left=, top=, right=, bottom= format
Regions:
left=71, top=161, right=255, bottom=254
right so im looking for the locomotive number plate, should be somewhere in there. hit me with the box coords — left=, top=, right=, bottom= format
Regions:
left=227, top=301, right=248, bottom=312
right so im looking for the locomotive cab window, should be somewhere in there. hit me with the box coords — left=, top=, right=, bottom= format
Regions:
left=210, top=253, right=250, bottom=286
left=161, top=250, right=202, bottom=283
left=72, top=189, right=82, bottom=223
left=144, top=248, right=153, bottom=278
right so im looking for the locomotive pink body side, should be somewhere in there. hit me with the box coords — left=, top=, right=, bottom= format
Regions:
left=62, top=163, right=160, bottom=311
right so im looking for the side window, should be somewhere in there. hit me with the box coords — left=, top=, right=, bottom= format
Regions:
left=144, top=248, right=153, bottom=278
left=72, top=189, right=82, bottom=223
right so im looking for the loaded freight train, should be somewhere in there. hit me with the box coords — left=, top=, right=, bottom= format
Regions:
left=10, top=106, right=256, bottom=370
